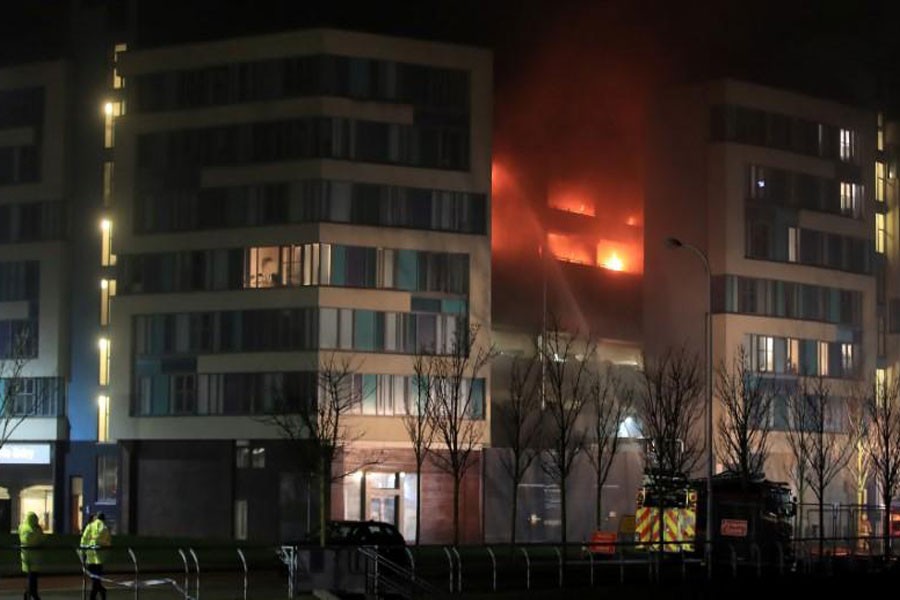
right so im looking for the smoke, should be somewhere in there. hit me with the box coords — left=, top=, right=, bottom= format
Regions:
left=491, top=1, right=698, bottom=339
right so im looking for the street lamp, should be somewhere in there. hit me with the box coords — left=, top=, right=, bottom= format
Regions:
left=665, top=236, right=713, bottom=575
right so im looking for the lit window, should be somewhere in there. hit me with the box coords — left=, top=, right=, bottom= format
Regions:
left=103, top=101, right=123, bottom=149
left=876, top=161, right=886, bottom=203
left=876, top=213, right=886, bottom=254
left=841, top=343, right=855, bottom=375
left=97, top=395, right=110, bottom=443
left=787, top=227, right=799, bottom=263
left=878, top=112, right=885, bottom=152
left=749, top=165, right=767, bottom=198
left=755, top=335, right=774, bottom=372
left=245, top=246, right=281, bottom=288
left=840, top=182, right=861, bottom=217
left=100, top=219, right=116, bottom=266
left=112, top=43, right=127, bottom=90
left=839, top=128, right=855, bottom=162
left=877, top=368, right=887, bottom=400
left=786, top=338, right=799, bottom=374
left=100, top=279, right=116, bottom=326
left=818, top=341, right=829, bottom=377
left=251, top=447, right=266, bottom=469
left=98, top=337, right=110, bottom=386
left=235, top=441, right=265, bottom=469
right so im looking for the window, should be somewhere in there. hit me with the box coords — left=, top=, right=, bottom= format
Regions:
left=787, top=227, right=799, bottom=263
left=96, top=455, right=118, bottom=503
left=98, top=338, right=110, bottom=386
left=876, top=213, right=886, bottom=254
left=754, top=335, right=775, bottom=372
left=876, top=162, right=886, bottom=203
left=841, top=343, right=855, bottom=375
left=234, top=499, right=248, bottom=541
left=100, top=219, right=115, bottom=267
left=102, top=162, right=114, bottom=207
left=97, top=395, right=110, bottom=443
left=0, top=320, right=37, bottom=359
left=878, top=112, right=885, bottom=152
left=100, top=279, right=116, bottom=326
left=818, top=341, right=829, bottom=377
left=839, top=128, right=855, bottom=162
left=787, top=338, right=799, bottom=374
left=103, top=100, right=123, bottom=149
left=236, top=442, right=265, bottom=468
left=245, top=246, right=281, bottom=288
left=746, top=220, right=770, bottom=259
left=235, top=444, right=250, bottom=468
left=839, top=182, right=861, bottom=217
left=172, top=374, right=196, bottom=414
left=251, top=447, right=266, bottom=468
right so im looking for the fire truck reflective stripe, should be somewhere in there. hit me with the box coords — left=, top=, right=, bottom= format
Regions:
left=664, top=508, right=681, bottom=552
left=680, top=507, right=696, bottom=552
left=636, top=507, right=656, bottom=544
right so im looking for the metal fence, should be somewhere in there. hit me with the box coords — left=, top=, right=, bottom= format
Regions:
left=0, top=534, right=896, bottom=599
left=0, top=544, right=286, bottom=599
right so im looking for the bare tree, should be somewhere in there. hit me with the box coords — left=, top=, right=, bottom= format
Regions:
left=715, top=346, right=775, bottom=481
left=636, top=348, right=705, bottom=482
left=259, top=354, right=376, bottom=546
left=785, top=383, right=813, bottom=540
left=0, top=327, right=36, bottom=451
left=539, top=327, right=593, bottom=547
left=866, top=375, right=900, bottom=557
left=803, top=377, right=854, bottom=557
left=496, top=353, right=542, bottom=544
left=425, top=325, right=495, bottom=545
left=635, top=348, right=704, bottom=553
left=845, top=388, right=873, bottom=510
left=404, top=356, right=436, bottom=546
left=585, top=364, right=632, bottom=530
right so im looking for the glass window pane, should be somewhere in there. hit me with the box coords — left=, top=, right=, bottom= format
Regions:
left=319, top=308, right=338, bottom=349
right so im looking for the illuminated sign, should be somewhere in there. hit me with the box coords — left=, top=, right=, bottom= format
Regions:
left=0, top=444, right=51, bottom=465
left=720, top=518, right=748, bottom=538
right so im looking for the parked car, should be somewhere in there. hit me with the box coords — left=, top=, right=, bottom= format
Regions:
left=280, top=520, right=409, bottom=569
left=313, top=520, right=407, bottom=548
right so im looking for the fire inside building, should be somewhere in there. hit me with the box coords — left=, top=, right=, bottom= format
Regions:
left=0, top=0, right=899, bottom=549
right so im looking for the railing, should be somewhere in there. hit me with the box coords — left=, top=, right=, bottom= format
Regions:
left=0, top=535, right=894, bottom=598
left=3, top=543, right=270, bottom=600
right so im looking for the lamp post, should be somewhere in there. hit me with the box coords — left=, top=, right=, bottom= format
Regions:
left=665, top=236, right=713, bottom=575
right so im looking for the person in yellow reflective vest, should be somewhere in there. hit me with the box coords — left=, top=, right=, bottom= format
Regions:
left=19, top=511, right=44, bottom=600
left=80, top=512, right=112, bottom=600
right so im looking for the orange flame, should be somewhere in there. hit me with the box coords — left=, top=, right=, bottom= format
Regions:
left=602, top=253, right=625, bottom=271
left=547, top=232, right=594, bottom=266
left=596, top=239, right=641, bottom=273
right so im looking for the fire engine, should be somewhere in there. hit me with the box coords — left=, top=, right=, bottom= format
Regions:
left=636, top=473, right=795, bottom=560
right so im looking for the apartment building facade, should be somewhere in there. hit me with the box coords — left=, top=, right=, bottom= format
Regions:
left=103, top=29, right=492, bottom=541
left=645, top=80, right=879, bottom=501
left=0, top=61, right=71, bottom=533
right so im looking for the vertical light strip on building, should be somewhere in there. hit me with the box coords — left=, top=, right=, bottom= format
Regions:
left=103, top=101, right=123, bottom=149
left=876, top=213, right=886, bottom=254
left=98, top=337, right=110, bottom=386
left=100, top=218, right=116, bottom=266
left=112, top=43, right=127, bottom=90
left=97, top=395, right=110, bottom=442
left=99, top=279, right=116, bottom=326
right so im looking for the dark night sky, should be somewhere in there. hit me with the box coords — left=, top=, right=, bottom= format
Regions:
left=3, top=1, right=900, bottom=109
